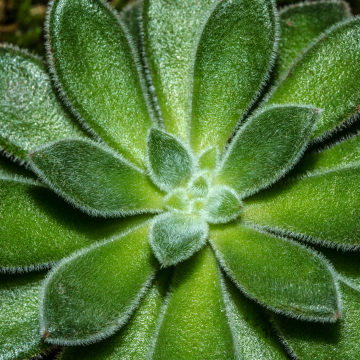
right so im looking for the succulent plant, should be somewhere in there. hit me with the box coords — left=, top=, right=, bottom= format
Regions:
left=1, top=0, right=360, bottom=359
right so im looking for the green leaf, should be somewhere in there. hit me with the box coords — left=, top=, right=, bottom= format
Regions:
left=0, top=45, right=86, bottom=162
left=142, top=0, right=215, bottom=140
left=274, top=1, right=350, bottom=81
left=198, top=147, right=218, bottom=171
left=146, top=128, right=193, bottom=192
left=59, top=270, right=171, bottom=360
left=40, top=223, right=158, bottom=345
left=47, top=0, right=153, bottom=167
left=29, top=139, right=164, bottom=217
left=243, top=166, right=360, bottom=249
left=204, top=186, right=242, bottom=224
left=267, top=17, right=360, bottom=141
left=151, top=246, right=235, bottom=359
left=271, top=281, right=360, bottom=360
left=190, top=0, right=278, bottom=153
left=221, top=275, right=289, bottom=360
left=210, top=222, right=340, bottom=321
left=0, top=272, right=48, bottom=360
left=0, top=176, right=152, bottom=271
left=149, top=213, right=208, bottom=267
left=291, top=133, right=360, bottom=176
left=214, top=105, right=318, bottom=197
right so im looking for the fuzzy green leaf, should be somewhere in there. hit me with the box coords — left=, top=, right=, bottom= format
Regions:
left=47, top=0, right=153, bottom=167
left=147, top=128, right=193, bottom=192
left=142, top=0, right=215, bottom=140
left=151, top=247, right=235, bottom=359
left=267, top=17, right=360, bottom=141
left=271, top=281, right=360, bottom=360
left=0, top=272, right=48, bottom=360
left=221, top=275, right=290, bottom=359
left=40, top=224, right=158, bottom=345
left=210, top=223, right=340, bottom=321
left=291, top=133, right=360, bottom=176
left=0, top=46, right=86, bottom=162
left=149, top=213, right=208, bottom=267
left=29, top=139, right=164, bottom=217
left=0, top=176, right=152, bottom=271
left=214, top=105, right=318, bottom=197
left=198, top=147, right=218, bottom=171
left=274, top=1, right=350, bottom=81
left=59, top=270, right=171, bottom=360
left=190, top=0, right=278, bottom=153
left=243, top=166, right=360, bottom=249
left=204, top=186, right=242, bottom=224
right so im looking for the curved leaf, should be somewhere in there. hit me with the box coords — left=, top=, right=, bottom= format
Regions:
left=149, top=213, right=208, bottom=267
left=274, top=1, right=350, bottom=81
left=267, top=17, right=360, bottom=141
left=29, top=139, right=164, bottom=217
left=271, top=281, right=360, bottom=360
left=0, top=272, right=48, bottom=360
left=190, top=0, right=278, bottom=153
left=40, top=224, right=158, bottom=345
left=59, top=270, right=171, bottom=360
left=0, top=46, right=86, bottom=162
left=151, top=246, right=235, bottom=359
left=210, top=222, right=340, bottom=321
left=0, top=176, right=152, bottom=271
left=243, top=166, right=360, bottom=249
left=214, top=105, right=318, bottom=197
left=142, top=0, right=215, bottom=140
left=47, top=0, right=153, bottom=167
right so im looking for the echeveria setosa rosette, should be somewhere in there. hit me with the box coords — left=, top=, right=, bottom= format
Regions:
left=1, top=0, right=360, bottom=359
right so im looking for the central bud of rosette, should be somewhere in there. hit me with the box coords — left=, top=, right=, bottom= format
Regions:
left=146, top=128, right=242, bottom=267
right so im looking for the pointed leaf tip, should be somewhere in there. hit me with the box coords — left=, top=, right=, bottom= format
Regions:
left=147, top=128, right=193, bottom=192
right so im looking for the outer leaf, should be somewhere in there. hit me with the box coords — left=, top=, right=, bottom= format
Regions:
left=47, top=0, right=153, bottom=167
left=142, top=0, right=215, bottom=140
left=243, top=166, right=360, bottom=249
left=149, top=213, right=208, bottom=267
left=0, top=46, right=86, bottom=162
left=267, top=18, right=360, bottom=141
left=274, top=1, right=350, bottom=81
left=214, top=105, right=318, bottom=197
left=28, top=139, right=164, bottom=217
left=271, top=282, right=360, bottom=360
left=59, top=270, right=171, bottom=360
left=146, top=128, right=193, bottom=192
left=290, top=132, right=360, bottom=176
left=0, top=176, right=151, bottom=271
left=210, top=222, right=340, bottom=321
left=190, top=0, right=278, bottom=153
left=221, top=275, right=289, bottom=360
left=0, top=272, right=48, bottom=360
left=40, top=223, right=158, bottom=345
left=151, top=246, right=235, bottom=359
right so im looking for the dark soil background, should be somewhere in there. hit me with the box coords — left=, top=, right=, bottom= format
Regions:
left=1, top=0, right=360, bottom=359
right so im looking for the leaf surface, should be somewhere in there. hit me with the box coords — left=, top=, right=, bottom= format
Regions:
left=149, top=213, right=208, bottom=267
left=190, top=0, right=277, bottom=153
left=0, top=272, right=47, bottom=360
left=147, top=129, right=193, bottom=192
left=0, top=176, right=151, bottom=271
left=214, top=105, right=318, bottom=197
left=243, top=166, right=360, bottom=249
left=40, top=224, right=158, bottom=345
left=151, top=247, right=235, bottom=359
left=267, top=18, right=360, bottom=141
left=29, top=139, right=164, bottom=217
left=0, top=46, right=86, bottom=162
left=47, top=0, right=152, bottom=167
left=210, top=223, right=340, bottom=321
left=274, top=1, right=350, bottom=81
left=59, top=270, right=171, bottom=360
